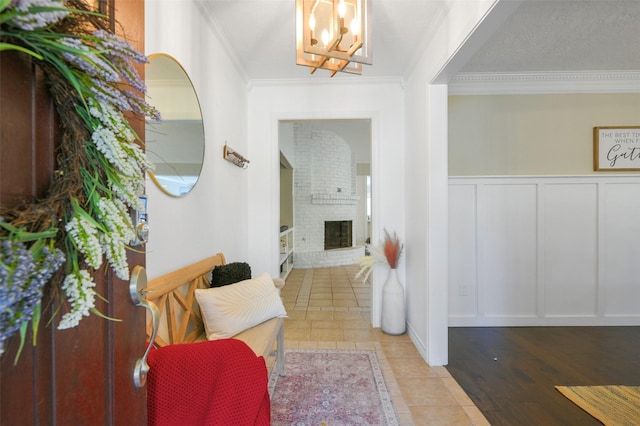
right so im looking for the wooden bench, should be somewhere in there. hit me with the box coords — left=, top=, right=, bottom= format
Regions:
left=145, top=253, right=285, bottom=376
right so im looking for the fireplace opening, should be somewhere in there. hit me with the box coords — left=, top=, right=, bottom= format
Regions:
left=324, top=220, right=352, bottom=250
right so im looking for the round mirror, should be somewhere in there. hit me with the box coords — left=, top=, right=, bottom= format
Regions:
left=146, top=54, right=204, bottom=197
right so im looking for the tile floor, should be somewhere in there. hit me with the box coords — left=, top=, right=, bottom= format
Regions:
left=272, top=265, right=490, bottom=426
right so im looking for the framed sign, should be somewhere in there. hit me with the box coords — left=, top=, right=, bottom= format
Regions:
left=594, top=126, right=640, bottom=171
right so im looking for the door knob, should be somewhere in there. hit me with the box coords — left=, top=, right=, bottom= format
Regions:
left=129, top=265, right=159, bottom=389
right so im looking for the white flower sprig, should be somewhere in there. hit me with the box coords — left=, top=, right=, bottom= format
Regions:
left=65, top=214, right=102, bottom=270
left=57, top=270, right=96, bottom=330
left=96, top=197, right=135, bottom=280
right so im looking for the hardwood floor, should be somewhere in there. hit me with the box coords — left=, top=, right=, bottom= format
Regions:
left=447, top=327, right=640, bottom=426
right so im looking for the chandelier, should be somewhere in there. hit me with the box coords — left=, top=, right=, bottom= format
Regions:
left=296, top=0, right=372, bottom=77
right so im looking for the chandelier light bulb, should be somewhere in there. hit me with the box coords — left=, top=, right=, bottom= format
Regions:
left=351, top=18, right=360, bottom=37
left=338, top=0, right=346, bottom=18
left=321, top=28, right=330, bottom=47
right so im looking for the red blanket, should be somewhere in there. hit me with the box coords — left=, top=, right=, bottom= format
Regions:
left=147, top=339, right=270, bottom=426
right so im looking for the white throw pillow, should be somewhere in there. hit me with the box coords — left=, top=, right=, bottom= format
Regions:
left=195, top=272, right=287, bottom=340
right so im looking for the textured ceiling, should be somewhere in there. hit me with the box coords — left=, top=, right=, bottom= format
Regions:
left=199, top=0, right=640, bottom=81
left=460, top=0, right=640, bottom=74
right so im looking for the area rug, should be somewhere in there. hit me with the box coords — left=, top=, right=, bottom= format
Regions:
left=268, top=349, right=399, bottom=426
left=555, top=385, right=640, bottom=425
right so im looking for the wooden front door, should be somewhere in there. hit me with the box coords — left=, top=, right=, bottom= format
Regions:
left=0, top=0, right=147, bottom=424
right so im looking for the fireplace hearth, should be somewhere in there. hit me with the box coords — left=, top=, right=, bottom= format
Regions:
left=324, top=220, right=352, bottom=250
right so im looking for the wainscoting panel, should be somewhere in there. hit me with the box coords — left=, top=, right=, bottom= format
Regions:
left=542, top=183, right=598, bottom=317
left=448, top=184, right=478, bottom=317
left=449, top=176, right=640, bottom=326
left=602, top=182, right=640, bottom=316
left=479, top=183, right=538, bottom=318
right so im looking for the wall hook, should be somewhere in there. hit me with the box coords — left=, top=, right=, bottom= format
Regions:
left=223, top=142, right=250, bottom=169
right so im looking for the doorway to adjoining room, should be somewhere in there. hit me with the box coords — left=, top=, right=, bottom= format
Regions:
left=278, top=119, right=372, bottom=275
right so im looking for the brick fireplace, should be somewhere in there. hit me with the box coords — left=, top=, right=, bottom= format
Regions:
left=292, top=123, right=364, bottom=267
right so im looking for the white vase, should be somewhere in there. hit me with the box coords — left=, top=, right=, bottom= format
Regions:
left=381, top=268, right=406, bottom=335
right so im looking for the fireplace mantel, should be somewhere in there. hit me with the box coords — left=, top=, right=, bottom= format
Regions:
left=311, top=193, right=360, bottom=205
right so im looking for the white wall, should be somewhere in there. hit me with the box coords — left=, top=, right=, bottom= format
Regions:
left=403, top=0, right=515, bottom=365
left=247, top=80, right=405, bottom=327
left=145, top=0, right=249, bottom=279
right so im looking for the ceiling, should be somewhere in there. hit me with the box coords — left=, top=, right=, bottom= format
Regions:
left=460, top=0, right=640, bottom=74
left=199, top=0, right=447, bottom=80
left=199, top=0, right=640, bottom=81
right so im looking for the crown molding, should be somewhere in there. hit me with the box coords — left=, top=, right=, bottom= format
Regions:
left=247, top=76, right=405, bottom=91
left=449, top=71, right=640, bottom=95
